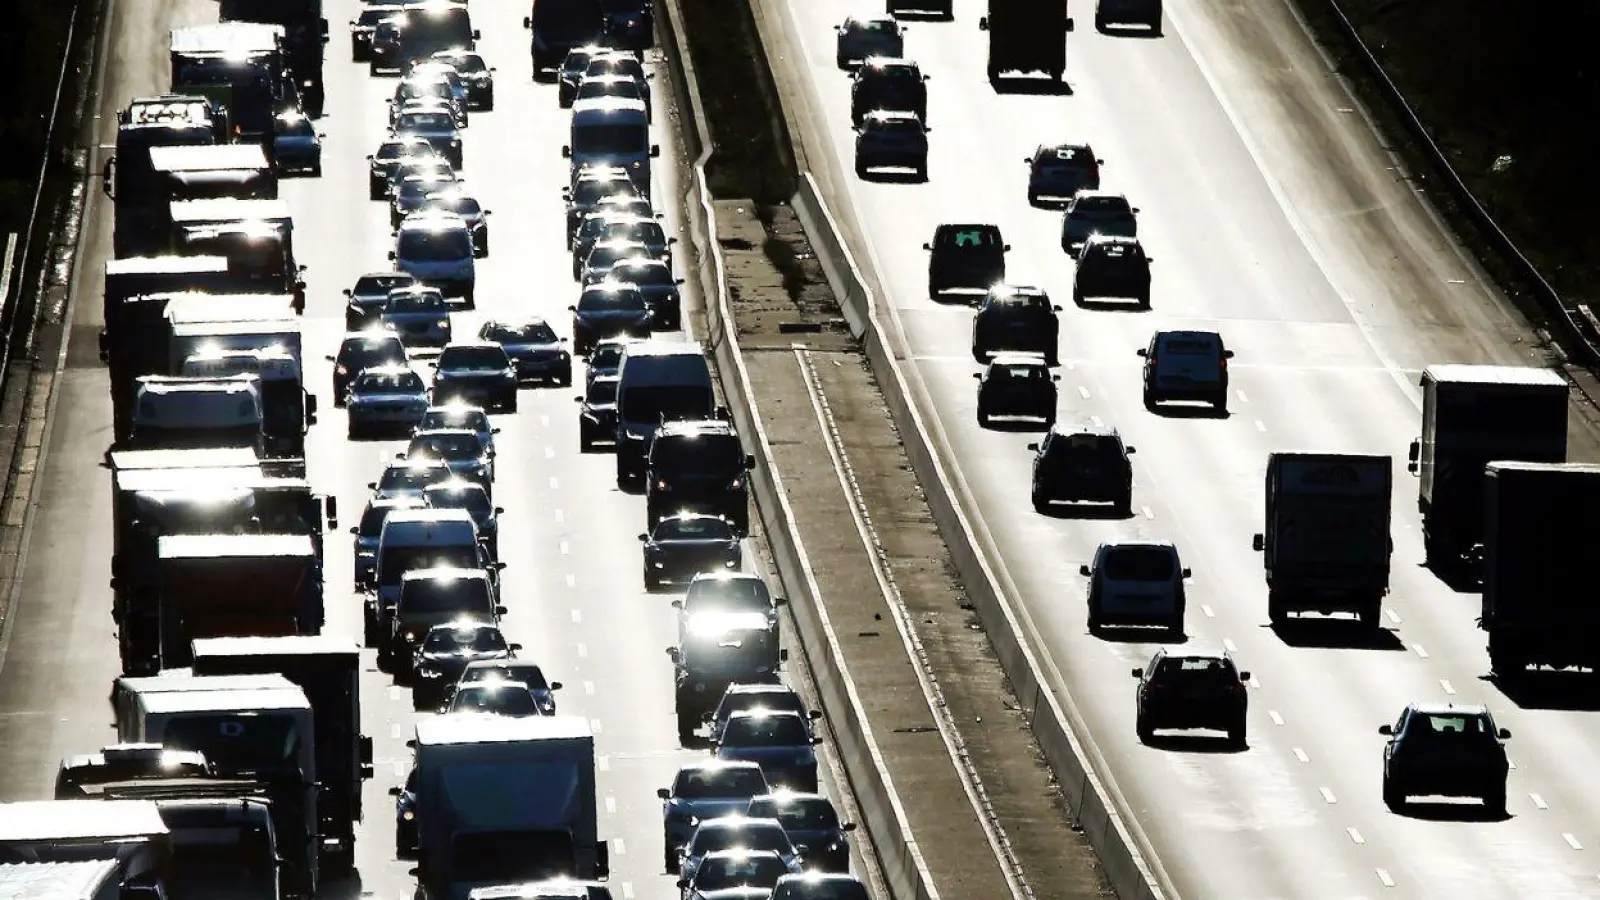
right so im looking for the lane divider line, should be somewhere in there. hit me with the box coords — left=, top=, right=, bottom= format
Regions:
left=1565, top=833, right=1584, bottom=851
left=1293, top=748, right=1310, bottom=763
left=584, top=680, right=596, bottom=696
left=1221, top=638, right=1238, bottom=653
left=577, top=642, right=589, bottom=658
left=1439, top=678, right=1455, bottom=695
left=1254, top=419, right=1267, bottom=432
left=1347, top=827, right=1365, bottom=845
left=1385, top=609, right=1402, bottom=625
left=1201, top=604, right=1215, bottom=618
left=589, top=718, right=604, bottom=735
left=613, top=838, right=626, bottom=856
left=554, top=509, right=565, bottom=524
left=1236, top=389, right=1250, bottom=403
left=1268, top=710, right=1285, bottom=726
left=571, top=608, right=582, bottom=623
left=1141, top=506, right=1155, bottom=520
left=620, top=883, right=634, bottom=900
left=566, top=573, right=577, bottom=588
left=549, top=476, right=560, bottom=489
left=1319, top=787, right=1337, bottom=804
left=1412, top=643, right=1429, bottom=659
left=1376, top=868, right=1395, bottom=888
left=1077, top=386, right=1091, bottom=400
left=794, top=346, right=1036, bottom=900
left=604, top=796, right=617, bottom=814
left=560, top=541, right=570, bottom=555
left=1090, top=415, right=1104, bottom=428
left=1531, top=793, right=1548, bottom=810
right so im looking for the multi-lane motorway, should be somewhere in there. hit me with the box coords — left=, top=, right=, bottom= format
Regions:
left=766, top=1, right=1600, bottom=897
left=0, top=2, right=869, bottom=899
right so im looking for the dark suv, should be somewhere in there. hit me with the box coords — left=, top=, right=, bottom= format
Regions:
left=1137, top=330, right=1232, bottom=412
left=971, top=285, right=1061, bottom=365
left=1028, top=425, right=1135, bottom=514
left=924, top=224, right=1008, bottom=301
left=646, top=420, right=756, bottom=534
left=1381, top=703, right=1511, bottom=815
left=330, top=332, right=408, bottom=405
left=849, top=58, right=928, bottom=125
left=974, top=353, right=1058, bottom=427
left=1025, top=143, right=1102, bottom=208
left=1073, top=235, right=1152, bottom=307
left=1132, top=648, right=1249, bottom=747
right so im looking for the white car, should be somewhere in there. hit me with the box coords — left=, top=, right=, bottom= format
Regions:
left=1060, top=190, right=1139, bottom=256
left=381, top=286, right=453, bottom=348
left=1080, top=540, right=1189, bottom=634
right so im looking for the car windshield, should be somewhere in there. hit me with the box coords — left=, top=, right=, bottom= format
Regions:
left=721, top=691, right=804, bottom=722
left=398, top=112, right=456, bottom=131
left=426, top=486, right=492, bottom=517
left=776, top=880, right=869, bottom=900
left=1042, top=147, right=1092, bottom=168
left=355, top=274, right=414, bottom=295
left=396, top=162, right=454, bottom=182
left=697, top=856, right=788, bottom=891
left=654, top=435, right=743, bottom=471
left=423, top=627, right=506, bottom=653
left=938, top=228, right=1000, bottom=250
left=724, top=715, right=809, bottom=747
left=676, top=767, right=768, bottom=799
left=422, top=409, right=490, bottom=432
left=869, top=118, right=922, bottom=136
left=376, top=141, right=429, bottom=162
left=378, top=464, right=447, bottom=492
left=1088, top=243, right=1142, bottom=263
left=1051, top=433, right=1120, bottom=459
left=452, top=687, right=542, bottom=715
left=1102, top=548, right=1176, bottom=581
left=586, top=380, right=618, bottom=404
left=590, top=344, right=626, bottom=369
left=853, top=19, right=896, bottom=34
left=693, top=824, right=789, bottom=857
left=442, top=54, right=487, bottom=73
left=611, top=262, right=672, bottom=286
left=359, top=504, right=407, bottom=538
left=409, top=433, right=484, bottom=459
left=990, top=293, right=1050, bottom=313
left=423, top=194, right=481, bottom=216
left=403, top=578, right=492, bottom=613
left=656, top=518, right=733, bottom=541
left=440, top=347, right=509, bottom=370
left=356, top=371, right=426, bottom=393
left=1159, top=656, right=1236, bottom=683
left=604, top=219, right=666, bottom=247
left=685, top=578, right=768, bottom=614
left=754, top=799, right=837, bottom=832
left=358, top=9, right=391, bottom=26
left=1159, top=336, right=1219, bottom=357
left=387, top=290, right=448, bottom=313
left=487, top=322, right=557, bottom=344
left=1071, top=196, right=1132, bottom=217
left=578, top=288, right=645, bottom=312
left=340, top=341, right=404, bottom=369
left=398, top=229, right=472, bottom=261
left=574, top=124, right=648, bottom=155
left=277, top=116, right=313, bottom=137
left=580, top=78, right=642, bottom=102
left=400, top=80, right=451, bottom=102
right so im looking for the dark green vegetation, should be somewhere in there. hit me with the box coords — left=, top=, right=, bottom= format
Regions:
left=0, top=0, right=79, bottom=237
left=1300, top=1, right=1600, bottom=304
left=676, top=0, right=796, bottom=203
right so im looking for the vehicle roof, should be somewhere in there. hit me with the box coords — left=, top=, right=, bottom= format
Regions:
left=415, top=713, right=592, bottom=746
left=1422, top=364, right=1566, bottom=387
left=571, top=97, right=649, bottom=117
left=439, top=341, right=503, bottom=353
left=189, top=635, right=360, bottom=659
left=693, top=814, right=785, bottom=832
left=859, top=56, right=918, bottom=72
left=1096, top=538, right=1178, bottom=551
left=354, top=364, right=420, bottom=379
left=398, top=211, right=470, bottom=232
left=1069, top=190, right=1129, bottom=204
left=1407, top=701, right=1492, bottom=717
left=384, top=507, right=476, bottom=526
left=656, top=512, right=732, bottom=526
left=726, top=708, right=807, bottom=723
left=862, top=109, right=922, bottom=125
left=690, top=571, right=766, bottom=588
left=341, top=330, right=406, bottom=346
left=401, top=566, right=491, bottom=583
left=677, top=759, right=764, bottom=776
left=987, top=283, right=1048, bottom=298
left=147, top=144, right=270, bottom=172
left=140, top=686, right=309, bottom=715
left=423, top=620, right=501, bottom=636
left=1153, top=329, right=1222, bottom=342
left=988, top=352, right=1050, bottom=367
left=1156, top=645, right=1231, bottom=661
left=842, top=15, right=898, bottom=28
left=657, top=419, right=737, bottom=438
left=463, top=659, right=547, bottom=676
left=0, top=801, right=167, bottom=842
left=158, top=533, right=315, bottom=560
left=1037, top=142, right=1095, bottom=155
left=724, top=683, right=799, bottom=698
left=1048, top=421, right=1119, bottom=439
left=1083, top=233, right=1142, bottom=248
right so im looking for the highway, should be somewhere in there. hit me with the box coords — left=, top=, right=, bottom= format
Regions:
left=765, top=1, right=1600, bottom=897
left=0, top=1, right=870, bottom=899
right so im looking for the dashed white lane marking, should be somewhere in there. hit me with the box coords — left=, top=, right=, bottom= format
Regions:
left=390, top=723, right=404, bottom=739
left=604, top=796, right=617, bottom=814
left=1293, top=748, right=1310, bottom=763
left=1412, top=643, right=1430, bottom=659
left=1319, top=787, right=1338, bottom=804
left=1141, top=505, right=1155, bottom=520
left=584, top=680, right=596, bottom=695
left=1439, top=678, right=1455, bottom=695
left=620, top=883, right=634, bottom=900
left=1090, top=415, right=1104, bottom=427
left=1077, top=385, right=1091, bottom=399
left=560, top=540, right=570, bottom=555
left=1386, top=609, right=1402, bottom=625
left=549, top=476, right=560, bottom=489
left=1347, top=827, right=1365, bottom=845
left=1565, top=833, right=1584, bottom=851
left=597, top=754, right=610, bottom=772
left=1201, top=604, right=1215, bottom=618
left=612, top=838, right=625, bottom=855
left=1376, top=869, right=1395, bottom=888
left=1254, top=419, right=1267, bottom=432
left=571, top=608, right=583, bottom=623
left=566, top=573, right=577, bottom=588
left=1509, top=757, right=1517, bottom=771
left=590, top=718, right=604, bottom=734
left=545, top=446, right=555, bottom=459
left=1531, top=792, right=1548, bottom=810
left=388, top=686, right=404, bottom=702
left=1236, top=389, right=1249, bottom=403
left=1221, top=638, right=1238, bottom=653
left=554, top=508, right=565, bottom=523
left=1248, top=675, right=1261, bottom=689
left=1268, top=710, right=1285, bottom=726
left=577, top=642, right=589, bottom=658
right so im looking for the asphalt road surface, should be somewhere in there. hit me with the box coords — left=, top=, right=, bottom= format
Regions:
left=765, top=1, right=1600, bottom=897
left=0, top=1, right=868, bottom=898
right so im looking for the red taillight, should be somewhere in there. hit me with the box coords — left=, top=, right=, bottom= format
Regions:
left=1219, top=357, right=1227, bottom=370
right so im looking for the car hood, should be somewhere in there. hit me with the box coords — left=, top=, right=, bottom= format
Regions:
left=417, top=648, right=510, bottom=666
left=437, top=366, right=512, bottom=379
left=350, top=391, right=427, bottom=404
left=649, top=538, right=737, bottom=551
left=696, top=889, right=776, bottom=900
left=715, top=745, right=815, bottom=765
left=501, top=341, right=564, bottom=358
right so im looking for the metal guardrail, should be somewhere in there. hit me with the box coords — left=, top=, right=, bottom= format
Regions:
left=1317, top=0, right=1600, bottom=367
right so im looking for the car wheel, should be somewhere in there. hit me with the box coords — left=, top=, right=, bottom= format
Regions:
left=363, top=613, right=379, bottom=647
left=1484, top=784, right=1508, bottom=816
left=1135, top=714, right=1154, bottom=744
left=1031, top=489, right=1049, bottom=515
left=579, top=431, right=594, bottom=453
left=502, top=392, right=518, bottom=414
left=1212, top=391, right=1228, bottom=413
left=915, top=164, right=928, bottom=181
left=1027, top=190, right=1041, bottom=207
left=664, top=842, right=680, bottom=873
left=855, top=160, right=868, bottom=178
left=1382, top=776, right=1404, bottom=811
left=347, top=423, right=360, bottom=440
left=676, top=709, right=698, bottom=745
left=1143, top=391, right=1158, bottom=411
left=1267, top=588, right=1289, bottom=626
left=1227, top=720, right=1247, bottom=748
left=1114, top=495, right=1133, bottom=517
left=644, top=568, right=660, bottom=591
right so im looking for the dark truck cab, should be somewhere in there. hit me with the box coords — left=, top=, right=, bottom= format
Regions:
left=191, top=635, right=375, bottom=873
left=219, top=0, right=329, bottom=117
left=104, top=95, right=223, bottom=257
left=1252, top=452, right=1392, bottom=628
left=978, top=0, right=1073, bottom=82
left=644, top=420, right=755, bottom=535
left=1480, top=462, right=1600, bottom=677
left=1407, top=364, right=1568, bottom=576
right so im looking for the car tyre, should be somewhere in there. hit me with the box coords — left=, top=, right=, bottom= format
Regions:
left=1135, top=713, right=1154, bottom=744
left=855, top=160, right=868, bottom=178
left=1031, top=489, right=1049, bottom=515
left=1382, top=776, right=1405, bottom=811
left=1267, top=589, right=1289, bottom=626
left=644, top=567, right=661, bottom=591
left=1114, top=495, right=1133, bottom=517
left=1227, top=720, right=1247, bottom=749
left=977, top=407, right=990, bottom=428
left=1212, top=391, right=1228, bottom=413
left=1485, top=783, right=1508, bottom=816
left=664, top=842, right=680, bottom=873
left=676, top=709, right=698, bottom=744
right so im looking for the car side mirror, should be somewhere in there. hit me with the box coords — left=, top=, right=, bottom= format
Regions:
left=1125, top=446, right=1136, bottom=454
left=1407, top=440, right=1420, bottom=463
left=1145, top=258, right=1154, bottom=264
left=472, top=29, right=482, bottom=39
left=1079, top=564, right=1091, bottom=577
left=523, top=16, right=532, bottom=27
left=1065, top=16, right=1076, bottom=31
left=1026, top=442, right=1039, bottom=451
left=1252, top=534, right=1264, bottom=552
left=1223, top=349, right=1235, bottom=359
left=1239, top=671, right=1252, bottom=682
left=568, top=305, right=577, bottom=312
left=665, top=647, right=679, bottom=663
left=367, top=482, right=377, bottom=490
left=509, top=642, right=523, bottom=651
left=1181, top=567, right=1192, bottom=578
left=638, top=533, right=648, bottom=541
left=548, top=681, right=564, bottom=691
left=1378, top=724, right=1394, bottom=736
left=342, top=288, right=353, bottom=298
left=349, top=526, right=360, bottom=535
left=1097, top=158, right=1106, bottom=165
left=811, top=737, right=823, bottom=745
left=574, top=396, right=583, bottom=403
left=1052, top=305, right=1063, bottom=312
left=493, top=506, right=504, bottom=515
left=1131, top=667, right=1143, bottom=678
left=676, top=880, right=689, bottom=890
left=972, top=372, right=981, bottom=380
left=657, top=787, right=671, bottom=799
left=1498, top=728, right=1511, bottom=739
left=1003, top=244, right=1012, bottom=251
left=922, top=242, right=931, bottom=250
left=1132, top=207, right=1141, bottom=214
left=365, top=154, right=375, bottom=161
left=387, top=251, right=397, bottom=260
left=675, top=278, right=686, bottom=285
left=1052, top=375, right=1061, bottom=382
left=670, top=599, right=682, bottom=608
left=395, top=452, right=406, bottom=460
left=744, top=453, right=756, bottom=469
left=387, top=787, right=401, bottom=796
left=808, top=709, right=821, bottom=720
left=978, top=16, right=989, bottom=30
left=406, top=739, right=418, bottom=749
left=496, top=605, right=508, bottom=616
left=325, top=354, right=336, bottom=362
left=650, top=145, right=661, bottom=157
left=561, top=146, right=572, bottom=158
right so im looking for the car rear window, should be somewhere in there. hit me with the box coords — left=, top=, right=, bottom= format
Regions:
left=1417, top=714, right=1493, bottom=737
left=1160, top=337, right=1218, bottom=355
left=938, top=228, right=1001, bottom=249
left=1102, top=548, right=1175, bottom=581
left=1159, top=657, right=1235, bottom=681
left=997, top=365, right=1046, bottom=380
left=675, top=767, right=768, bottom=799
left=1072, top=196, right=1131, bottom=216
left=355, top=274, right=413, bottom=295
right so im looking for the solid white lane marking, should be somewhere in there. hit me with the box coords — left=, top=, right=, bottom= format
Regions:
left=604, top=796, right=617, bottom=814
left=560, top=540, right=570, bottom=555
left=1254, top=419, right=1267, bottom=432
left=1268, top=710, right=1285, bottom=726
left=1347, top=827, right=1365, bottom=845
left=566, top=573, right=577, bottom=588
left=1201, top=604, right=1215, bottom=618
left=1221, top=638, right=1238, bottom=653
left=1565, top=833, right=1584, bottom=851
left=1319, top=787, right=1337, bottom=804
left=1439, top=678, right=1455, bottom=695
left=549, top=476, right=560, bottom=489
left=577, top=642, right=589, bottom=658
left=584, top=680, right=596, bottom=695
left=1412, top=643, right=1429, bottom=659
left=1141, top=505, right=1155, bottom=520
left=1077, top=385, right=1091, bottom=399
left=1531, top=793, right=1548, bottom=810
left=590, top=718, right=604, bottom=734
left=1376, top=869, right=1395, bottom=888
left=1236, top=389, right=1249, bottom=403
left=554, top=508, right=565, bottom=523
left=571, top=608, right=582, bottom=623
left=1293, top=748, right=1310, bottom=763
left=545, top=446, right=556, bottom=459
left=1386, top=609, right=1402, bottom=625
left=612, top=838, right=625, bottom=856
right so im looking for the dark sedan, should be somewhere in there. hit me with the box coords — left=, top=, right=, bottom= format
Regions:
left=570, top=282, right=652, bottom=356
left=430, top=343, right=518, bottom=413
left=412, top=622, right=521, bottom=704
left=576, top=374, right=620, bottom=452
left=344, top=271, right=419, bottom=331
left=479, top=318, right=573, bottom=385
left=640, top=514, right=743, bottom=591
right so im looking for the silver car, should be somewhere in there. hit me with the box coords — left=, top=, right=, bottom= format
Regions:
left=1060, top=191, right=1140, bottom=256
left=346, top=365, right=432, bottom=438
left=658, top=761, right=772, bottom=872
left=391, top=80, right=466, bottom=128
left=582, top=52, right=652, bottom=110
left=381, top=286, right=453, bottom=348
left=392, top=108, right=464, bottom=169
left=367, top=136, right=444, bottom=200
left=272, top=111, right=323, bottom=176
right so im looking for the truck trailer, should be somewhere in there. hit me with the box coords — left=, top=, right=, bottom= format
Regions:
left=155, top=534, right=323, bottom=670
left=978, top=0, right=1073, bottom=82
left=1252, top=452, right=1393, bottom=627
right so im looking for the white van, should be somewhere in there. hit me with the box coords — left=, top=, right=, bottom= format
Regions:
left=372, top=509, right=501, bottom=645
left=564, top=97, right=659, bottom=196
left=613, top=340, right=715, bottom=486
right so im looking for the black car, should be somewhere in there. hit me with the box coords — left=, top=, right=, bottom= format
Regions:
left=970, top=285, right=1061, bottom=365
left=1074, top=235, right=1152, bottom=307
left=1381, top=703, right=1511, bottom=814
left=1025, top=143, right=1102, bottom=209
left=772, top=873, right=871, bottom=900
left=604, top=258, right=684, bottom=330
left=602, top=0, right=655, bottom=52
left=412, top=622, right=520, bottom=707
left=1138, top=330, right=1232, bottom=411
left=746, top=793, right=856, bottom=873
left=849, top=58, right=928, bottom=125
left=570, top=282, right=652, bottom=355
left=640, top=514, right=743, bottom=590
left=430, top=342, right=518, bottom=413
left=429, top=50, right=496, bottom=110
left=479, top=318, right=573, bottom=385
left=446, top=682, right=546, bottom=717
left=974, top=353, right=1058, bottom=427
left=422, top=481, right=502, bottom=560
left=645, top=419, right=755, bottom=533
left=350, top=7, right=399, bottom=62
left=558, top=44, right=611, bottom=108
left=328, top=332, right=408, bottom=405
left=834, top=16, right=904, bottom=69
left=924, top=223, right=1007, bottom=300
left=344, top=272, right=419, bottom=331
left=1132, top=647, right=1249, bottom=747
left=445, top=659, right=564, bottom=715
left=367, top=137, right=445, bottom=201
left=576, top=374, right=620, bottom=452
left=565, top=167, right=643, bottom=239
left=1028, top=425, right=1135, bottom=514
